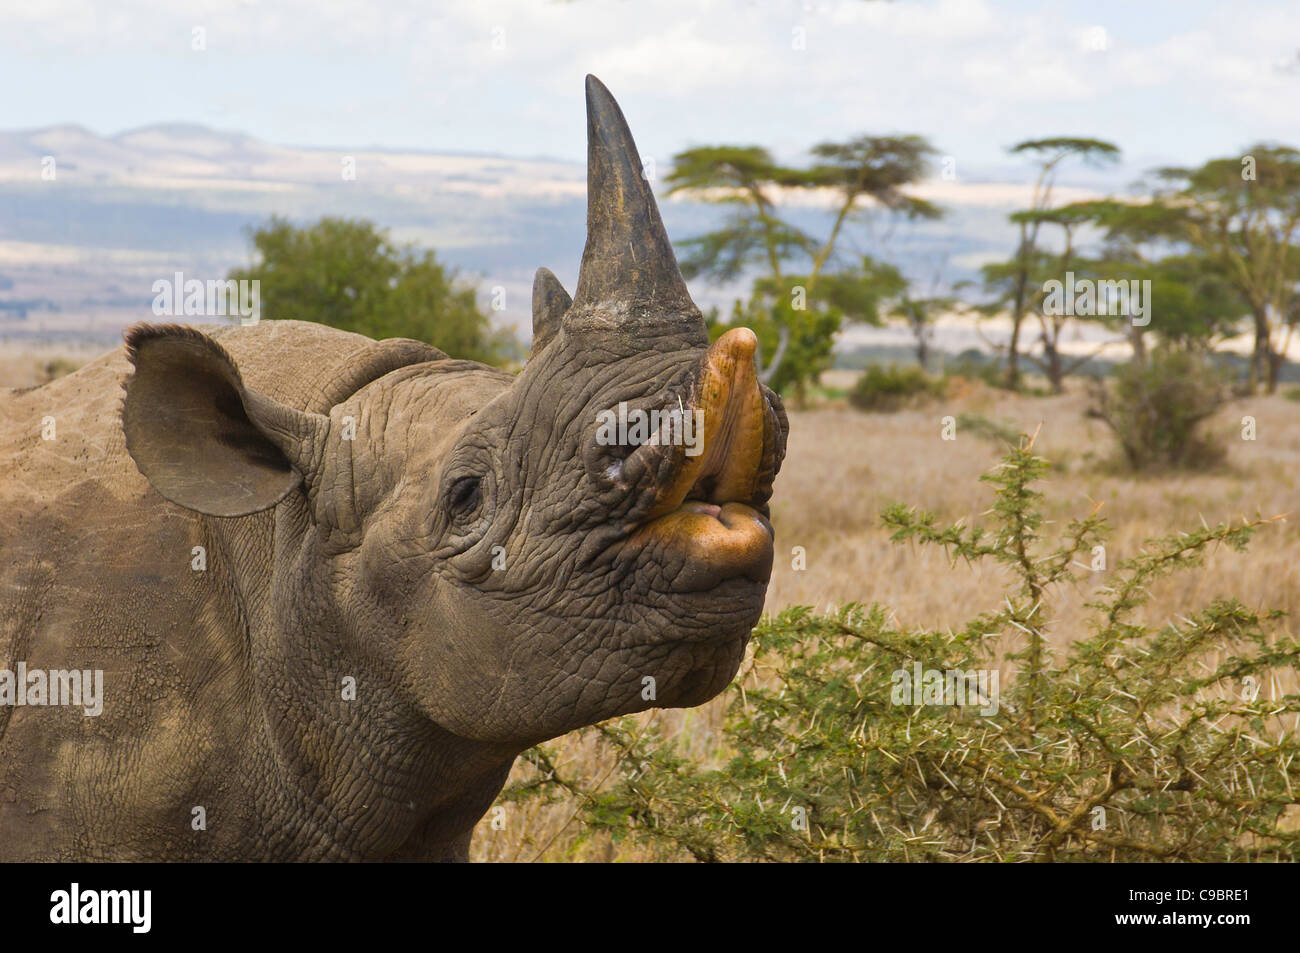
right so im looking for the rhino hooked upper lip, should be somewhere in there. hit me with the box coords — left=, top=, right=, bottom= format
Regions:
left=608, top=327, right=785, bottom=591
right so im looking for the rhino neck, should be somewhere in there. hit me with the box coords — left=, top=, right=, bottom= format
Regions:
left=211, top=493, right=517, bottom=860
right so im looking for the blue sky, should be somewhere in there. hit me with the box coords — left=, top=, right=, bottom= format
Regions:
left=2, top=0, right=1298, bottom=182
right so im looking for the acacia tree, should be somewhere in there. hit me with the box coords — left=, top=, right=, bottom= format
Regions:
left=665, top=146, right=814, bottom=391
left=983, top=138, right=1120, bottom=390
left=1077, top=199, right=1247, bottom=362
left=886, top=256, right=959, bottom=369
left=719, top=256, right=906, bottom=399
left=1151, top=145, right=1300, bottom=392
left=1012, top=204, right=1114, bottom=393
left=665, top=136, right=939, bottom=402
left=666, top=146, right=813, bottom=287
left=799, top=135, right=941, bottom=286
left=989, top=198, right=1245, bottom=392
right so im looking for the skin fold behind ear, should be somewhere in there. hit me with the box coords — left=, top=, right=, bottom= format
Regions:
left=121, top=324, right=329, bottom=518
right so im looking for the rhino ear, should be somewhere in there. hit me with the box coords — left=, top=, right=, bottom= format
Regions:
left=530, top=267, right=571, bottom=358
left=121, top=324, right=329, bottom=518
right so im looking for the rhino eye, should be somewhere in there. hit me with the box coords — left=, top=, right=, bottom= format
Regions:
left=447, top=475, right=482, bottom=515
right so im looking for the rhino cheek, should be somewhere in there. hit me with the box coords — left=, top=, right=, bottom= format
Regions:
left=395, top=589, right=525, bottom=742
left=396, top=576, right=752, bottom=744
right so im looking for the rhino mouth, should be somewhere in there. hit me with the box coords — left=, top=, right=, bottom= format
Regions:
left=614, top=328, right=786, bottom=590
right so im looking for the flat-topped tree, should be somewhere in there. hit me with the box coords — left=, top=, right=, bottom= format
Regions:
left=665, top=133, right=939, bottom=403
left=983, top=137, right=1120, bottom=391
left=1151, top=144, right=1300, bottom=393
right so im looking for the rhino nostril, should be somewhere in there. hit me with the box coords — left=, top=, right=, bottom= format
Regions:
left=687, top=474, right=718, bottom=503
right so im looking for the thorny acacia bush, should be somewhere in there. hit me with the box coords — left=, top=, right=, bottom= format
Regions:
left=503, top=436, right=1300, bottom=861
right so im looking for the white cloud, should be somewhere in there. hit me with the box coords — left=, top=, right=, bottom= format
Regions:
left=1, top=0, right=1298, bottom=171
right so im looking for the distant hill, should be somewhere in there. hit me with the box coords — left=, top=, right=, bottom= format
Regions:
left=0, top=121, right=1084, bottom=352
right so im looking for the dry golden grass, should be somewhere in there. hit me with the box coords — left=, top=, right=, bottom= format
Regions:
left=0, top=344, right=92, bottom=390
left=768, top=383, right=1300, bottom=633
left=473, top=377, right=1300, bottom=861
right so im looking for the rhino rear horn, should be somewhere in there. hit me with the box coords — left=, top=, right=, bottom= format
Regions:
left=569, top=75, right=703, bottom=339
left=530, top=267, right=571, bottom=357
left=121, top=324, right=329, bottom=518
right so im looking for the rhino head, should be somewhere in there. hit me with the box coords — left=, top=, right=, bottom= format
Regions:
left=121, top=77, right=786, bottom=847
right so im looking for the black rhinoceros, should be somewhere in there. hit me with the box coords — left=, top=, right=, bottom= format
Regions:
left=0, top=76, right=787, bottom=861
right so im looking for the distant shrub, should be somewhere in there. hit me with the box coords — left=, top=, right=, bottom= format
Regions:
left=1087, top=349, right=1231, bottom=471
left=39, top=358, right=81, bottom=383
left=506, top=437, right=1298, bottom=861
left=229, top=216, right=509, bottom=364
left=955, top=411, right=1020, bottom=446
left=848, top=363, right=945, bottom=412
left=947, top=353, right=1009, bottom=391
left=1283, top=386, right=1300, bottom=403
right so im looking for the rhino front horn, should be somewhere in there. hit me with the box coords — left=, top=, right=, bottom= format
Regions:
left=569, top=75, right=704, bottom=341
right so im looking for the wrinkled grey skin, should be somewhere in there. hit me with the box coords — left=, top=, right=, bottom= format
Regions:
left=0, top=77, right=787, bottom=860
